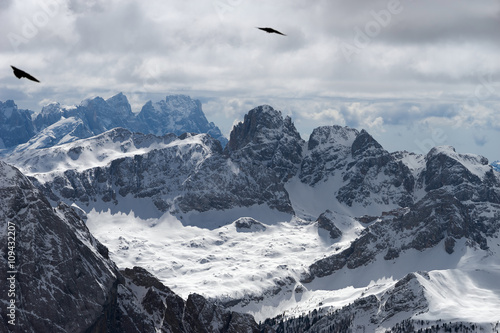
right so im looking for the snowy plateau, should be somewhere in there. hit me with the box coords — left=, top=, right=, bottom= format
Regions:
left=1, top=94, right=500, bottom=333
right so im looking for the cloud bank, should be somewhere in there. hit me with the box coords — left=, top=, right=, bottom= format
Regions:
left=1, top=0, right=499, bottom=160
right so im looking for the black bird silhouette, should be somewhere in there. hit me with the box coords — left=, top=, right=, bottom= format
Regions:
left=10, top=66, right=40, bottom=83
left=256, top=27, right=286, bottom=36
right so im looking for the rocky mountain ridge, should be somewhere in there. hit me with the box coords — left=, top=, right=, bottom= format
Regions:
left=1, top=105, right=407, bottom=216
left=0, top=160, right=258, bottom=332
left=303, top=144, right=500, bottom=282
left=11, top=102, right=498, bottom=223
left=0, top=94, right=227, bottom=153
left=0, top=100, right=35, bottom=148
left=2, top=98, right=500, bottom=331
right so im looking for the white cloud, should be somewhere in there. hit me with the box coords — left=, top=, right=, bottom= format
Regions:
left=1, top=0, right=500, bottom=160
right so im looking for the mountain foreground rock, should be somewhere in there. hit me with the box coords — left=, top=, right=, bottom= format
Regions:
left=0, top=161, right=258, bottom=332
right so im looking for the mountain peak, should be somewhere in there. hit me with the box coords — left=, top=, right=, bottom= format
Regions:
left=226, top=105, right=298, bottom=152
left=133, top=95, right=226, bottom=145
left=226, top=104, right=303, bottom=182
left=79, top=95, right=107, bottom=108
left=0, top=100, right=35, bottom=148
left=40, top=102, right=62, bottom=115
left=106, top=92, right=134, bottom=119
left=167, top=94, right=193, bottom=100
left=351, top=129, right=384, bottom=157
left=426, top=145, right=489, bottom=166
left=307, top=125, right=359, bottom=150
left=423, top=145, right=493, bottom=193
left=1, top=94, right=227, bottom=150
left=141, top=95, right=203, bottom=118
left=427, top=145, right=456, bottom=157
left=106, top=92, right=128, bottom=105
left=0, top=160, right=119, bottom=332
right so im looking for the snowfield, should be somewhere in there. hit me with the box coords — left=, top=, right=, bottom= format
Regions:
left=86, top=209, right=356, bottom=301
left=86, top=207, right=500, bottom=327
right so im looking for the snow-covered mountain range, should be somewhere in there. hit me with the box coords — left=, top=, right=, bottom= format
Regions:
left=0, top=93, right=227, bottom=153
left=1, top=97, right=499, bottom=332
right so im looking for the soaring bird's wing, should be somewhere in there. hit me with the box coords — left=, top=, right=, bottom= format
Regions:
left=11, top=66, right=40, bottom=83
left=21, top=71, right=40, bottom=83
left=256, top=27, right=286, bottom=36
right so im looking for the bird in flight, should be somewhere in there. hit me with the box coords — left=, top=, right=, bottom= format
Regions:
left=10, top=66, right=40, bottom=83
left=256, top=27, right=286, bottom=36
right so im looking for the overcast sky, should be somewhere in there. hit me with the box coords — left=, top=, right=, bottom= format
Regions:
left=1, top=0, right=499, bottom=161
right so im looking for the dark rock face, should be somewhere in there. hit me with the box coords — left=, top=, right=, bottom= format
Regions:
left=28, top=128, right=294, bottom=215
left=28, top=106, right=301, bottom=216
left=305, top=189, right=499, bottom=281
left=300, top=125, right=358, bottom=185
left=421, top=146, right=498, bottom=203
left=303, top=231, right=378, bottom=282
left=423, top=147, right=484, bottom=190
left=336, top=130, right=415, bottom=208
left=115, top=267, right=259, bottom=333
left=351, top=129, right=383, bottom=157
left=105, top=92, right=136, bottom=121
left=235, top=217, right=267, bottom=232
left=0, top=161, right=119, bottom=333
left=0, top=161, right=260, bottom=332
left=317, top=210, right=342, bottom=239
left=300, top=126, right=415, bottom=210
left=116, top=267, right=189, bottom=333
left=78, top=96, right=130, bottom=134
left=226, top=105, right=304, bottom=182
left=31, top=131, right=223, bottom=213
left=382, top=273, right=428, bottom=319
left=303, top=146, right=500, bottom=282
left=0, top=100, right=35, bottom=148
left=184, top=293, right=259, bottom=333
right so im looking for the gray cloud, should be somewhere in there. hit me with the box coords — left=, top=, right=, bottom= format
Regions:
left=1, top=0, right=499, bottom=160
left=474, top=134, right=488, bottom=147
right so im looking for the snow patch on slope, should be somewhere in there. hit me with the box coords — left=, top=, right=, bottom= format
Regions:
left=5, top=128, right=178, bottom=178
left=428, top=145, right=491, bottom=179
left=233, top=238, right=500, bottom=323
left=416, top=268, right=500, bottom=323
left=286, top=174, right=399, bottom=220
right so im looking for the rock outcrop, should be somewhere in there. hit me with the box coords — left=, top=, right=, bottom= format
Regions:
left=0, top=161, right=260, bottom=332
